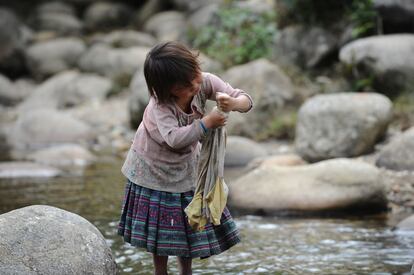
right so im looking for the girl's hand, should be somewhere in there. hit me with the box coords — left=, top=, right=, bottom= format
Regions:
left=216, top=92, right=236, bottom=112
left=202, top=108, right=227, bottom=129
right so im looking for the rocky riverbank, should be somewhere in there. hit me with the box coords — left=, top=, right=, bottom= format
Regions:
left=0, top=0, right=414, bottom=218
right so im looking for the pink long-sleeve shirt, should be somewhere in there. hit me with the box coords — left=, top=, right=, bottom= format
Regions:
left=121, top=72, right=253, bottom=193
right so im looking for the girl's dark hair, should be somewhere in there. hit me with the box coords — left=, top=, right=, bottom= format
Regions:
left=144, top=41, right=201, bottom=104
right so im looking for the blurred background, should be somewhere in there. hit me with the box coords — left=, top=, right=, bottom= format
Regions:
left=0, top=0, right=414, bottom=274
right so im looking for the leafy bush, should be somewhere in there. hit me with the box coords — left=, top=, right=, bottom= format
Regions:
left=349, top=0, right=378, bottom=38
left=190, top=6, right=277, bottom=68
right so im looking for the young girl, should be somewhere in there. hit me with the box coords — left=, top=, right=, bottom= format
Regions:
left=117, top=41, right=253, bottom=275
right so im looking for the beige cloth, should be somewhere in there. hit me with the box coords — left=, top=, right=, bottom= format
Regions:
left=184, top=107, right=229, bottom=231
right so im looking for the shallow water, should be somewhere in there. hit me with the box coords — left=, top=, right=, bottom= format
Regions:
left=0, top=157, right=413, bottom=274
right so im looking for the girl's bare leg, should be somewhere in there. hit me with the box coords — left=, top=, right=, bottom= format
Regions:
left=153, top=254, right=168, bottom=275
left=177, top=257, right=192, bottom=275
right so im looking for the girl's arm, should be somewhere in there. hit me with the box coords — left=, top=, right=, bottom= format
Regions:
left=216, top=92, right=251, bottom=113
left=153, top=104, right=225, bottom=150
left=153, top=104, right=204, bottom=149
left=203, top=72, right=253, bottom=113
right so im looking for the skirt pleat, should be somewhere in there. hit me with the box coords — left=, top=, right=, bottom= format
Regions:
left=118, top=179, right=240, bottom=259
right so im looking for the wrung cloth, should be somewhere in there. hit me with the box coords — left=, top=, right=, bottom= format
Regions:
left=185, top=107, right=229, bottom=231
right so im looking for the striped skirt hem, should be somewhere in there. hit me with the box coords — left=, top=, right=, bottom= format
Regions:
left=117, top=179, right=240, bottom=259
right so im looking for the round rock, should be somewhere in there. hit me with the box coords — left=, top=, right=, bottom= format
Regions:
left=376, top=127, right=414, bottom=171
left=295, top=92, right=392, bottom=162
left=229, top=158, right=387, bottom=215
left=225, top=136, right=267, bottom=167
left=0, top=205, right=117, bottom=274
left=339, top=34, right=414, bottom=95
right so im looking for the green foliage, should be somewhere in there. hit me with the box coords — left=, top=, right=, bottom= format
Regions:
left=352, top=75, right=375, bottom=92
left=190, top=6, right=277, bottom=68
left=349, top=0, right=378, bottom=38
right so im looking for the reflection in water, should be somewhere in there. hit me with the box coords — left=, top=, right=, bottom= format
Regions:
left=0, top=158, right=413, bottom=274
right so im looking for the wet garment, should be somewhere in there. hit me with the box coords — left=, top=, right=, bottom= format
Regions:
left=121, top=72, right=253, bottom=193
left=117, top=179, right=240, bottom=258
left=185, top=107, right=229, bottom=231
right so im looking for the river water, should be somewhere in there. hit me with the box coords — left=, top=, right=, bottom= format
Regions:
left=0, top=156, right=413, bottom=274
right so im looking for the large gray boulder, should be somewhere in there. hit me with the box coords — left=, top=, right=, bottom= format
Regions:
left=374, top=0, right=414, bottom=32
left=0, top=8, right=31, bottom=78
left=36, top=1, right=76, bottom=15
left=8, top=109, right=94, bottom=157
left=78, top=44, right=148, bottom=81
left=229, top=158, right=387, bottom=215
left=30, top=2, right=82, bottom=35
left=132, top=0, right=165, bottom=27
left=144, top=11, right=187, bottom=42
left=0, top=205, right=117, bottom=274
left=376, top=127, right=414, bottom=171
left=26, top=38, right=86, bottom=79
left=90, top=30, right=156, bottom=48
left=339, top=34, right=414, bottom=95
left=128, top=67, right=149, bottom=129
left=65, top=94, right=129, bottom=130
left=26, top=144, right=95, bottom=169
left=188, top=4, right=219, bottom=31
left=0, top=162, right=61, bottom=178
left=83, top=2, right=133, bottom=31
left=171, top=0, right=223, bottom=12
left=0, top=74, right=17, bottom=106
left=396, top=214, right=414, bottom=231
left=225, top=136, right=267, bottom=167
left=63, top=94, right=130, bottom=151
left=275, top=25, right=338, bottom=69
left=0, top=75, right=35, bottom=106
left=295, top=92, right=393, bottom=162
left=222, top=58, right=295, bottom=138
left=199, top=53, right=223, bottom=73
left=19, top=71, right=113, bottom=111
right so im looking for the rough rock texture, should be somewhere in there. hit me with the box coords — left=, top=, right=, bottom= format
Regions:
left=295, top=92, right=393, bottom=162
left=276, top=25, right=338, bottom=68
left=376, top=127, right=414, bottom=171
left=26, top=38, right=86, bottom=79
left=78, top=44, right=148, bottom=80
left=143, top=11, right=187, bottom=42
left=222, top=58, right=295, bottom=138
left=83, top=2, right=133, bottom=31
left=396, top=214, right=414, bottom=230
left=128, top=67, right=150, bottom=129
left=225, top=136, right=267, bottom=167
left=229, top=158, right=387, bottom=215
left=19, top=71, right=113, bottom=110
left=0, top=162, right=61, bottom=178
left=8, top=109, right=94, bottom=156
left=90, top=30, right=156, bottom=48
left=26, top=144, right=95, bottom=169
left=0, top=205, right=117, bottom=274
left=30, top=2, right=82, bottom=35
left=339, top=34, right=414, bottom=95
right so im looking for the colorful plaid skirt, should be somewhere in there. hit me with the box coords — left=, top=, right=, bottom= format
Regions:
left=117, top=179, right=241, bottom=259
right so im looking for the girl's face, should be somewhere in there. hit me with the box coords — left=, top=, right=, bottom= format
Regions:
left=172, top=74, right=203, bottom=100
